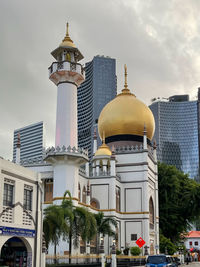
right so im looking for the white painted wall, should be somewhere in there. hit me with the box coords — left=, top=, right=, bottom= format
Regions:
left=55, top=82, right=77, bottom=148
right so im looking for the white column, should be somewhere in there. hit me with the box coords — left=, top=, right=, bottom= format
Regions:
left=143, top=133, right=147, bottom=150
left=120, top=221, right=125, bottom=251
left=55, top=82, right=77, bottom=148
left=85, top=162, right=89, bottom=176
left=110, top=159, right=116, bottom=176
left=92, top=162, right=96, bottom=176
left=110, top=178, right=116, bottom=210
left=102, top=159, right=107, bottom=173
left=96, top=160, right=100, bottom=176
left=93, top=130, right=97, bottom=154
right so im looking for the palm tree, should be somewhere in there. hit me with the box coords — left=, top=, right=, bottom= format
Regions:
left=43, top=204, right=69, bottom=264
left=61, top=190, right=97, bottom=263
left=94, top=212, right=117, bottom=254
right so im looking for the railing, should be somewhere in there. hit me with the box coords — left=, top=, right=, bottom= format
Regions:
left=48, top=61, right=84, bottom=76
left=90, top=170, right=111, bottom=177
left=46, top=255, right=146, bottom=266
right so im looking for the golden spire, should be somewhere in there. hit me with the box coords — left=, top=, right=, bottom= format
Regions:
left=66, top=22, right=69, bottom=36
left=122, top=64, right=131, bottom=94
left=60, top=22, right=76, bottom=48
left=102, top=131, right=105, bottom=144
left=124, top=64, right=128, bottom=89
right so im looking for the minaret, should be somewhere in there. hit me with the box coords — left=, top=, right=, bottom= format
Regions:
left=49, top=23, right=84, bottom=147
left=45, top=24, right=88, bottom=203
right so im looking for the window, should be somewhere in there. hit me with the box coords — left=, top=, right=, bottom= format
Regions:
left=3, top=183, right=14, bottom=207
left=131, top=234, right=137, bottom=241
left=195, top=241, right=198, bottom=246
left=149, top=197, right=154, bottom=228
left=189, top=241, right=192, bottom=246
left=44, top=180, right=53, bottom=202
left=24, top=189, right=32, bottom=210
left=116, top=187, right=120, bottom=212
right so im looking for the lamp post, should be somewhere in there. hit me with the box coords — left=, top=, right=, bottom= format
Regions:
left=144, top=245, right=149, bottom=256
left=111, top=238, right=116, bottom=267
left=99, top=236, right=105, bottom=267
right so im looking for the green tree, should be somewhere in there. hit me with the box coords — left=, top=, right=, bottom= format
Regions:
left=43, top=204, right=68, bottom=264
left=158, top=162, right=200, bottom=242
left=94, top=212, right=117, bottom=254
left=159, top=233, right=177, bottom=255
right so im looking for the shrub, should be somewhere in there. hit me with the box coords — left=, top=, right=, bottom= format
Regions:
left=130, top=246, right=141, bottom=256
left=116, top=249, right=121, bottom=255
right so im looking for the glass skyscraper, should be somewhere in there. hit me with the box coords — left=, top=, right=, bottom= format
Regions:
left=13, top=121, right=45, bottom=163
left=78, top=55, right=116, bottom=157
left=149, top=95, right=200, bottom=181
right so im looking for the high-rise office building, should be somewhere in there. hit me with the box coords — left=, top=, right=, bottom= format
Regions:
left=77, top=55, right=116, bottom=157
left=13, top=121, right=45, bottom=163
left=149, top=94, right=200, bottom=181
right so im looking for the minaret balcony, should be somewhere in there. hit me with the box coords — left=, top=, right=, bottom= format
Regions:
left=49, top=61, right=84, bottom=86
left=48, top=61, right=84, bottom=76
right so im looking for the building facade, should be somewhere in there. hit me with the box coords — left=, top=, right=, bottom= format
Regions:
left=13, top=121, right=45, bottom=163
left=22, top=24, right=159, bottom=257
left=77, top=55, right=116, bottom=158
left=184, top=231, right=200, bottom=252
left=0, top=158, right=44, bottom=267
left=149, top=95, right=200, bottom=181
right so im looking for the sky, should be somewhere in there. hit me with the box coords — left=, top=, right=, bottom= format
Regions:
left=1, top=0, right=200, bottom=160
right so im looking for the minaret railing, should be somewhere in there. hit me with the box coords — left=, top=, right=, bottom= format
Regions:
left=48, top=60, right=84, bottom=76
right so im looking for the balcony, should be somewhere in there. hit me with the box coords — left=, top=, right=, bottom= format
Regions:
left=48, top=61, right=84, bottom=77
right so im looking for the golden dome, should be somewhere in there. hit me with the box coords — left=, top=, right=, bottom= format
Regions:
left=98, top=65, right=155, bottom=141
left=60, top=23, right=76, bottom=48
left=95, top=134, right=112, bottom=156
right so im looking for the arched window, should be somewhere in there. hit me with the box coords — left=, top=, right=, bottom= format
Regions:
left=116, top=187, right=120, bottom=212
left=82, top=186, right=86, bottom=204
left=90, top=198, right=100, bottom=209
left=149, top=197, right=154, bottom=228
left=78, top=183, right=81, bottom=201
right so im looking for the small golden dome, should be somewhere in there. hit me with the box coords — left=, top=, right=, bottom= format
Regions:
left=98, top=65, right=155, bottom=141
left=95, top=133, right=112, bottom=156
left=60, top=23, right=76, bottom=48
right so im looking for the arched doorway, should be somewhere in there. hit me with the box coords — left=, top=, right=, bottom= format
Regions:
left=0, top=237, right=31, bottom=267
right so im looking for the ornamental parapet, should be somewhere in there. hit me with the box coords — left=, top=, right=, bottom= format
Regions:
left=43, top=146, right=88, bottom=165
left=44, top=145, right=88, bottom=157
left=115, top=144, right=144, bottom=154
left=20, top=157, right=46, bottom=166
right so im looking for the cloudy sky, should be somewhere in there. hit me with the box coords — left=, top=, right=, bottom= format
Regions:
left=1, top=0, right=200, bottom=160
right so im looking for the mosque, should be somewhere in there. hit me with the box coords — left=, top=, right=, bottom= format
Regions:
left=14, top=24, right=159, bottom=257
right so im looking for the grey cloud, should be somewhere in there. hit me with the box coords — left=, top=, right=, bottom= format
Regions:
left=0, top=0, right=200, bottom=159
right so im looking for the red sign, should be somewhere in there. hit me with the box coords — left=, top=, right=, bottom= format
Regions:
left=136, top=237, right=146, bottom=248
